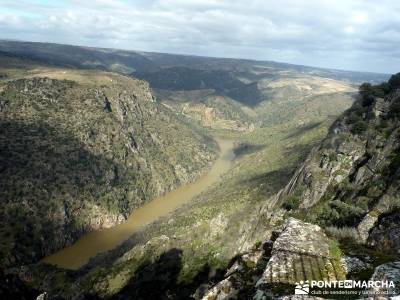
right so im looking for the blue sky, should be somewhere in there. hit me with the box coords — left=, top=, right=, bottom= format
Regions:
left=0, top=0, right=399, bottom=74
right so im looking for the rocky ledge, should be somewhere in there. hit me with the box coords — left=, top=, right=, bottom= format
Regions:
left=200, top=218, right=399, bottom=300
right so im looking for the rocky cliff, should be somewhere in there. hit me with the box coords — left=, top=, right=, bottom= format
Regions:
left=200, top=217, right=400, bottom=299
left=0, top=70, right=217, bottom=268
left=198, top=74, right=400, bottom=299
left=270, top=74, right=400, bottom=248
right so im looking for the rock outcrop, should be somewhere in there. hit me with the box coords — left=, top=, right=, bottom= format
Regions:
left=200, top=249, right=267, bottom=300
left=267, top=79, right=400, bottom=238
left=200, top=218, right=347, bottom=300
left=368, top=261, right=400, bottom=296
left=259, top=218, right=346, bottom=286
left=368, top=209, right=400, bottom=254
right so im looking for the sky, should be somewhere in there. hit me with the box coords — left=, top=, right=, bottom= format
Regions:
left=0, top=0, right=399, bottom=74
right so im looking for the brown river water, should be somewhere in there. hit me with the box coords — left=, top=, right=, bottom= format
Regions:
left=42, top=138, right=235, bottom=269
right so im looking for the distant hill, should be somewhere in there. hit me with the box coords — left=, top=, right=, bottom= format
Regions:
left=0, top=40, right=389, bottom=83
left=0, top=40, right=389, bottom=111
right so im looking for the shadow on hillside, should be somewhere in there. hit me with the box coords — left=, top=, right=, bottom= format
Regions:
left=0, top=270, right=41, bottom=300
left=134, top=67, right=265, bottom=106
left=0, top=119, right=133, bottom=266
left=106, top=248, right=223, bottom=300
left=236, top=142, right=319, bottom=200
left=112, top=248, right=184, bottom=300
left=284, top=121, right=323, bottom=140
left=233, top=142, right=266, bottom=157
left=0, top=120, right=124, bottom=198
left=283, top=142, right=318, bottom=162
left=238, top=167, right=294, bottom=198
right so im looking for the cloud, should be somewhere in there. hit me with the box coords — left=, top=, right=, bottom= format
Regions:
left=0, top=0, right=399, bottom=73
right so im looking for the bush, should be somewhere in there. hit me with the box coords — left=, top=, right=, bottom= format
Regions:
left=358, top=82, right=385, bottom=106
left=359, top=83, right=372, bottom=96
left=325, top=226, right=360, bottom=243
left=304, top=198, right=367, bottom=227
left=351, top=120, right=368, bottom=134
left=356, top=72, right=400, bottom=103
left=281, top=195, right=300, bottom=211
left=388, top=72, right=400, bottom=91
left=388, top=100, right=400, bottom=119
left=388, top=152, right=400, bottom=174
left=362, top=94, right=375, bottom=107
left=346, top=113, right=361, bottom=125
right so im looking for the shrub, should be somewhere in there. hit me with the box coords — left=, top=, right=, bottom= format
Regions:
left=281, top=195, right=300, bottom=211
left=351, top=120, right=368, bottom=134
left=358, top=82, right=385, bottom=106
left=388, top=100, right=400, bottom=119
left=325, top=226, right=360, bottom=243
left=388, top=72, right=400, bottom=91
left=305, top=202, right=340, bottom=227
left=377, top=195, right=400, bottom=212
left=388, top=152, right=400, bottom=174
left=359, top=83, right=373, bottom=97
left=346, top=112, right=362, bottom=125
left=304, top=198, right=367, bottom=228
left=354, top=196, right=370, bottom=211
left=362, top=94, right=375, bottom=107
left=331, top=200, right=366, bottom=226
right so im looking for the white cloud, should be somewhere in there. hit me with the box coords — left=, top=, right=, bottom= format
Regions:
left=345, top=26, right=356, bottom=34
left=352, top=12, right=368, bottom=24
left=0, top=0, right=399, bottom=73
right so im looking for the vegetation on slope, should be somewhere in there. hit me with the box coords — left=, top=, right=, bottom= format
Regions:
left=286, top=73, right=400, bottom=228
left=0, top=66, right=217, bottom=268
left=0, top=42, right=379, bottom=299
left=32, top=84, right=355, bottom=298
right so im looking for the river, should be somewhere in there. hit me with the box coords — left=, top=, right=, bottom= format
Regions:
left=42, top=138, right=235, bottom=270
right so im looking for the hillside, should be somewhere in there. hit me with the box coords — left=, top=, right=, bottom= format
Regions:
left=271, top=73, right=400, bottom=233
left=209, top=73, right=400, bottom=298
left=0, top=40, right=381, bottom=135
left=19, top=74, right=400, bottom=300
left=0, top=40, right=389, bottom=84
left=0, top=41, right=396, bottom=300
left=6, top=73, right=355, bottom=299
left=0, top=56, right=217, bottom=269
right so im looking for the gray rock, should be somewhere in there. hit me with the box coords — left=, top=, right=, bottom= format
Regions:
left=368, top=261, right=400, bottom=296
left=341, top=256, right=372, bottom=274
left=368, top=210, right=400, bottom=254
left=259, top=218, right=346, bottom=285
left=357, top=213, right=379, bottom=243
left=36, top=292, right=48, bottom=300
left=201, top=277, right=239, bottom=300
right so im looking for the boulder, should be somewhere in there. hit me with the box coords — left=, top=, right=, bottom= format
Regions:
left=341, top=256, right=372, bottom=274
left=368, top=210, right=400, bottom=254
left=368, top=261, right=400, bottom=297
left=259, top=218, right=346, bottom=285
left=200, top=246, right=268, bottom=300
left=201, top=277, right=239, bottom=300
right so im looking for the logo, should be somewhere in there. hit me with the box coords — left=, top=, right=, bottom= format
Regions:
left=344, top=280, right=354, bottom=288
left=295, top=280, right=310, bottom=295
left=293, top=280, right=396, bottom=297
